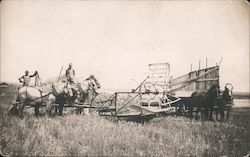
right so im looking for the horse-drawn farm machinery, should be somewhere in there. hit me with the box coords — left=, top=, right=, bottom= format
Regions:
left=9, top=60, right=234, bottom=121
left=97, top=60, right=234, bottom=121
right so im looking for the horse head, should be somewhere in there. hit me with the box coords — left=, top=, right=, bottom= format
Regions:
left=75, top=75, right=101, bottom=103
left=86, top=75, right=101, bottom=90
left=51, top=83, right=70, bottom=99
left=223, top=83, right=233, bottom=101
left=207, top=84, right=220, bottom=99
left=51, top=83, right=59, bottom=96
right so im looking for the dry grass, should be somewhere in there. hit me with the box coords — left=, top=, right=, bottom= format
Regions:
left=1, top=85, right=250, bottom=156
left=1, top=111, right=250, bottom=157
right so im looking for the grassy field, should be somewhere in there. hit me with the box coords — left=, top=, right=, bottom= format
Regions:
left=1, top=85, right=250, bottom=156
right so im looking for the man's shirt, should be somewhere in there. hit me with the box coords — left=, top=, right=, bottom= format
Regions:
left=66, top=68, right=75, bottom=79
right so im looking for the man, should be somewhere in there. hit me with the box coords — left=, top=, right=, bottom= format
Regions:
left=15, top=70, right=37, bottom=103
left=65, top=63, right=76, bottom=97
left=19, top=70, right=37, bottom=86
left=66, top=63, right=75, bottom=84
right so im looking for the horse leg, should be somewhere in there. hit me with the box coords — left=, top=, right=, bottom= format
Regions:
left=189, top=106, right=193, bottom=119
left=220, top=108, right=224, bottom=121
left=77, top=107, right=83, bottom=115
left=75, top=108, right=78, bottom=114
left=216, top=106, right=219, bottom=120
left=19, top=103, right=25, bottom=118
left=200, top=107, right=204, bottom=119
left=55, top=106, right=58, bottom=115
left=215, top=100, right=219, bottom=120
left=45, top=102, right=52, bottom=117
left=219, top=100, right=226, bottom=121
left=227, top=106, right=230, bottom=120
left=196, top=107, right=200, bottom=120
left=34, top=103, right=40, bottom=117
left=209, top=106, right=213, bottom=121
left=59, top=103, right=63, bottom=116
left=202, top=107, right=206, bottom=120
left=200, top=107, right=204, bottom=120
left=219, top=104, right=224, bottom=121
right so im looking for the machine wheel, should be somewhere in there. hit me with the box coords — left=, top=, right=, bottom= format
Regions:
left=8, top=104, right=19, bottom=116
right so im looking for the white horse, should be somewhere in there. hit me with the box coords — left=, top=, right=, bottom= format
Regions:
left=77, top=75, right=100, bottom=101
left=17, top=86, right=56, bottom=117
left=52, top=75, right=101, bottom=115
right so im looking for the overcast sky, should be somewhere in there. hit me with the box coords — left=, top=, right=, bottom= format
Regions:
left=1, top=0, right=249, bottom=92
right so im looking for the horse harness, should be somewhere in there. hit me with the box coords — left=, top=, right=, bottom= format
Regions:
left=17, top=86, right=52, bottom=105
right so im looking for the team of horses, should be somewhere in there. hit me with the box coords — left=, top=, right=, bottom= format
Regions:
left=189, top=84, right=233, bottom=120
left=16, top=75, right=100, bottom=117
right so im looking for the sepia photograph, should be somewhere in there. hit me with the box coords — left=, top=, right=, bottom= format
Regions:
left=0, top=0, right=250, bottom=156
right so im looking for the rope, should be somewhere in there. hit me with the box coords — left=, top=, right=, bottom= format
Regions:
left=36, top=72, right=44, bottom=91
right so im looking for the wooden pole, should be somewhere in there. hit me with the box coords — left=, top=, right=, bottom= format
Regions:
left=114, top=93, right=117, bottom=113
left=57, top=66, right=63, bottom=83
left=198, top=60, right=201, bottom=90
left=190, top=63, right=192, bottom=72
left=199, top=60, right=201, bottom=70
left=205, top=58, right=207, bottom=90
left=219, top=57, right=223, bottom=66
left=206, top=58, right=207, bottom=69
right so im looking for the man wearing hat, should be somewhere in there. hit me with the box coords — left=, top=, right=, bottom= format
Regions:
left=65, top=63, right=76, bottom=97
left=66, top=63, right=75, bottom=84
left=19, top=70, right=37, bottom=86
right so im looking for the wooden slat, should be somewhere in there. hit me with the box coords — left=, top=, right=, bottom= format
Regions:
left=168, top=66, right=219, bottom=92
left=196, top=77, right=219, bottom=82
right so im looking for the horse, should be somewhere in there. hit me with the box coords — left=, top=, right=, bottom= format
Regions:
left=52, top=75, right=101, bottom=116
left=216, top=84, right=233, bottom=120
left=189, top=85, right=220, bottom=120
left=17, top=86, right=56, bottom=117
left=51, top=82, right=75, bottom=116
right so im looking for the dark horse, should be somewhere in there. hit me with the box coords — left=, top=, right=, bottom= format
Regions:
left=216, top=84, right=233, bottom=120
left=189, top=85, right=220, bottom=120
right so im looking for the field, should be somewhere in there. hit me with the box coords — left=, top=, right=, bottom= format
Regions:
left=0, top=85, right=250, bottom=156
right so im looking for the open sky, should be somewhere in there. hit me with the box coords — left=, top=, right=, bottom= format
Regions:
left=1, top=0, right=249, bottom=92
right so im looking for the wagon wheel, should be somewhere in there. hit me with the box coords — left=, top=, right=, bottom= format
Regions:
left=8, top=89, right=20, bottom=116
left=179, top=103, right=186, bottom=116
left=8, top=102, right=20, bottom=116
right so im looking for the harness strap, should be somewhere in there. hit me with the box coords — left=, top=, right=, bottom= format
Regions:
left=17, top=91, right=52, bottom=106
